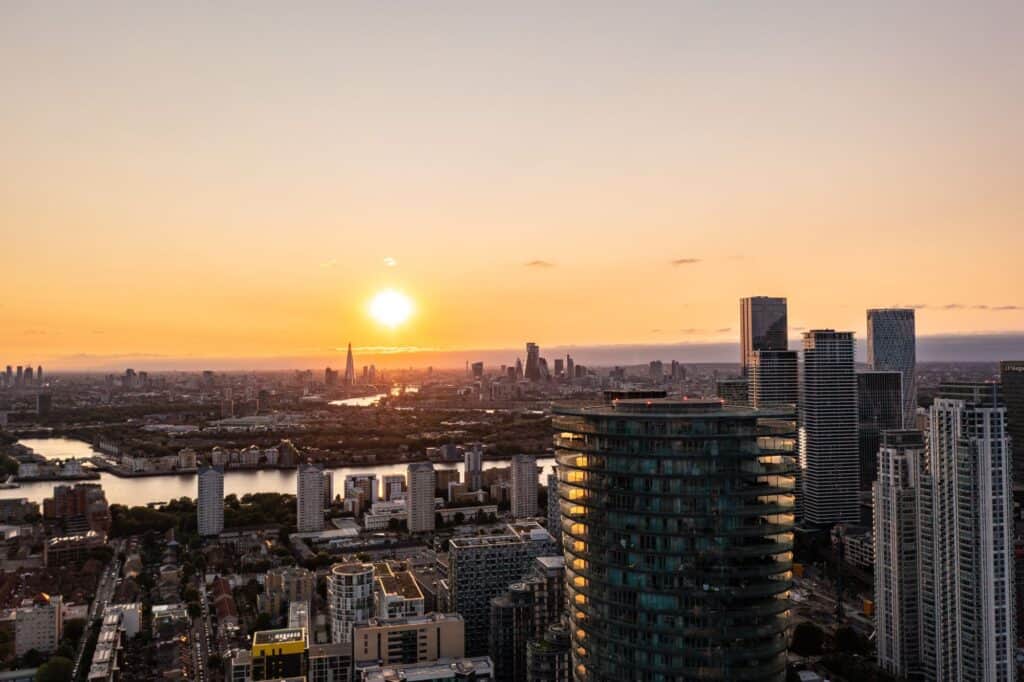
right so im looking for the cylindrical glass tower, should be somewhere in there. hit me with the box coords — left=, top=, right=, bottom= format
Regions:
left=553, top=399, right=795, bottom=681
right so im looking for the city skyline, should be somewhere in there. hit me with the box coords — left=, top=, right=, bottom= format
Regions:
left=3, top=3, right=1023, bottom=366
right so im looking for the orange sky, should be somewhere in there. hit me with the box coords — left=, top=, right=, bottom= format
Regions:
left=2, top=3, right=1022, bottom=368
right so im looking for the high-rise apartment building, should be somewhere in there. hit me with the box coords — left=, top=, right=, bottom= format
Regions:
left=748, top=350, right=798, bottom=408
left=323, top=471, right=334, bottom=508
left=867, top=309, right=917, bottom=428
left=447, top=522, right=557, bottom=656
left=297, top=463, right=325, bottom=533
left=553, top=399, right=795, bottom=681
left=510, top=455, right=538, bottom=518
left=873, top=430, right=926, bottom=677
left=874, top=385, right=1015, bottom=681
left=406, top=462, right=436, bottom=533
left=999, top=360, right=1024, bottom=479
left=489, top=556, right=565, bottom=682
left=328, top=563, right=375, bottom=645
left=546, top=471, right=561, bottom=547
left=197, top=466, right=224, bottom=537
left=800, top=330, right=860, bottom=525
left=465, top=444, right=483, bottom=492
left=857, top=371, right=903, bottom=489
left=740, top=296, right=788, bottom=374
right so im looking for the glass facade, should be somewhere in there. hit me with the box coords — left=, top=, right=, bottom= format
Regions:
left=553, top=399, right=795, bottom=682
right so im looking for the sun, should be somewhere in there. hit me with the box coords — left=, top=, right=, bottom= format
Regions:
left=369, top=289, right=413, bottom=328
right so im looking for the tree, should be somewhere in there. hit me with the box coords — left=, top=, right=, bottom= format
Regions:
left=833, top=626, right=869, bottom=654
left=63, top=618, right=87, bottom=644
left=21, top=648, right=45, bottom=668
left=790, top=622, right=825, bottom=657
left=35, top=656, right=73, bottom=682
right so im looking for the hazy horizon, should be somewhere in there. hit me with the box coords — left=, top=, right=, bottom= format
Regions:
left=28, top=332, right=1023, bottom=372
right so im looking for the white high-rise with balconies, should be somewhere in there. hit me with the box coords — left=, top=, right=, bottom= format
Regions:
left=799, top=330, right=860, bottom=525
left=296, top=462, right=325, bottom=533
left=873, top=384, right=1015, bottom=682
left=867, top=308, right=917, bottom=428
left=873, top=431, right=926, bottom=678
left=197, top=466, right=224, bottom=537
left=406, top=462, right=435, bottom=533
left=510, top=454, right=538, bottom=518
left=327, top=563, right=375, bottom=644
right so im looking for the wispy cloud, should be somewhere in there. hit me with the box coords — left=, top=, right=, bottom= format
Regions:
left=320, top=259, right=338, bottom=269
left=670, top=258, right=701, bottom=266
left=715, top=327, right=732, bottom=333
left=524, top=260, right=554, bottom=268
left=991, top=305, right=1022, bottom=311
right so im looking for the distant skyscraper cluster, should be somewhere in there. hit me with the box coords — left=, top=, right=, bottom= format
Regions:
left=0, top=364, right=44, bottom=389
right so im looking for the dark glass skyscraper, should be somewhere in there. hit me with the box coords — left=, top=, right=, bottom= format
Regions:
left=740, top=297, right=788, bottom=375
left=867, top=309, right=917, bottom=428
left=553, top=399, right=795, bottom=681
left=857, top=370, right=903, bottom=489
left=1000, top=360, right=1024, bottom=479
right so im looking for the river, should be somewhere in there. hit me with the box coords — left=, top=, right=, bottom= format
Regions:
left=3, top=438, right=556, bottom=507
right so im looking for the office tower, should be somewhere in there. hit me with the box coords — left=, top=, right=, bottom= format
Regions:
left=669, top=360, right=685, bottom=382
left=740, top=296, right=788, bottom=374
left=325, top=367, right=338, bottom=386
left=715, top=377, right=749, bottom=406
left=1000, top=360, right=1024, bottom=479
left=36, top=393, right=52, bottom=416
left=448, top=522, right=557, bottom=655
left=15, top=366, right=22, bottom=387
left=23, top=367, right=32, bottom=384
left=857, top=371, right=903, bottom=488
left=406, top=462, right=436, bottom=533
left=546, top=471, right=561, bottom=547
left=800, top=330, right=859, bottom=525
left=873, top=430, right=926, bottom=678
left=296, top=463, right=325, bottom=532
left=867, top=309, right=917, bottom=428
left=465, top=445, right=483, bottom=491
left=353, top=613, right=464, bottom=668
left=344, top=342, right=356, bottom=386
left=526, top=623, right=571, bottom=682
left=197, top=466, right=224, bottom=537
left=471, top=361, right=484, bottom=379
left=4, top=367, right=11, bottom=387
left=923, top=384, right=1014, bottom=680
left=553, top=399, right=795, bottom=680
left=648, top=360, right=663, bottom=383
left=525, top=343, right=540, bottom=381
left=328, top=563, right=375, bottom=645
left=510, top=455, right=538, bottom=518
left=323, top=471, right=334, bottom=508
left=565, top=355, right=574, bottom=381
left=553, top=358, right=564, bottom=377
left=538, top=358, right=550, bottom=380
left=383, top=474, right=405, bottom=501
left=748, top=350, right=798, bottom=408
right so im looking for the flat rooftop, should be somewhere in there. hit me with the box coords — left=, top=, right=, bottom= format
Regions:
left=252, top=628, right=305, bottom=646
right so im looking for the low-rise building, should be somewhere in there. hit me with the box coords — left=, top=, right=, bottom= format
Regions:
left=353, top=613, right=464, bottom=667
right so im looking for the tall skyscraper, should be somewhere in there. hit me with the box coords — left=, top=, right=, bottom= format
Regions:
left=327, top=563, right=375, bottom=645
left=565, top=355, right=574, bottom=381
left=873, top=430, right=926, bottom=677
left=748, top=350, right=798, bottom=408
left=553, top=399, right=795, bottom=680
left=406, top=462, right=436, bottom=533
left=999, top=360, right=1024, bottom=479
left=546, top=471, right=561, bottom=547
left=740, top=296, right=788, bottom=374
left=510, top=455, right=538, bottom=518
left=464, top=444, right=483, bottom=492
left=857, top=371, right=903, bottom=488
left=524, top=343, right=541, bottom=381
left=923, top=383, right=1014, bottom=680
left=344, top=342, right=355, bottom=386
left=800, top=330, right=859, bottom=525
left=875, top=385, right=1015, bottom=681
left=296, top=463, right=325, bottom=533
left=197, top=466, right=224, bottom=537
left=323, top=471, right=334, bottom=508
left=867, top=308, right=917, bottom=428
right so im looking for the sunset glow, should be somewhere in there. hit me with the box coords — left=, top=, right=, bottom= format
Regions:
left=369, top=290, right=414, bottom=329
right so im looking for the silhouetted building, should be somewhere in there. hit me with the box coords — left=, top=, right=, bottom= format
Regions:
left=740, top=296, right=788, bottom=375
left=867, top=309, right=917, bottom=428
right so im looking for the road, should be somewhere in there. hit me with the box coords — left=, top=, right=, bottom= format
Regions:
left=190, top=579, right=214, bottom=681
left=71, top=548, right=122, bottom=680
